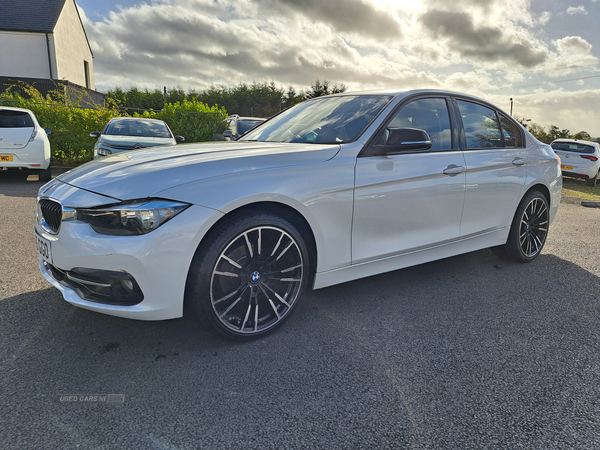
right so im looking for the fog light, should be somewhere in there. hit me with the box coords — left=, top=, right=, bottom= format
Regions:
left=121, top=279, right=134, bottom=292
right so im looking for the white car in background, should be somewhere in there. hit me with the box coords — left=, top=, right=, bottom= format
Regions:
left=90, top=117, right=184, bottom=158
left=35, top=89, right=562, bottom=341
left=0, top=106, right=52, bottom=181
left=551, top=139, right=600, bottom=186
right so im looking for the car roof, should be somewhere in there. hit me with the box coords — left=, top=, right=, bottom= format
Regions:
left=109, top=117, right=167, bottom=124
left=0, top=106, right=34, bottom=114
left=552, top=139, right=599, bottom=147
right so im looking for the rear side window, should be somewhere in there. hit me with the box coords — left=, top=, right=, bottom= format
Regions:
left=0, top=110, right=34, bottom=128
left=457, top=100, right=502, bottom=149
left=499, top=114, right=523, bottom=147
left=551, top=142, right=595, bottom=154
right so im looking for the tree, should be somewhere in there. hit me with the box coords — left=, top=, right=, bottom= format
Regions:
left=547, top=125, right=570, bottom=141
left=572, top=131, right=591, bottom=140
left=305, top=79, right=347, bottom=99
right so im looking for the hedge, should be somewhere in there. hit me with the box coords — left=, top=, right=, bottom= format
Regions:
left=0, top=84, right=227, bottom=165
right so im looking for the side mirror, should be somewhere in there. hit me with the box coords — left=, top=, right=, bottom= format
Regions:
left=223, top=130, right=234, bottom=140
left=385, top=128, right=432, bottom=152
left=45, top=128, right=52, bottom=136
left=175, top=135, right=185, bottom=143
left=90, top=131, right=101, bottom=139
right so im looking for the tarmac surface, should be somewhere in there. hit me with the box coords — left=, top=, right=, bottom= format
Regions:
left=1, top=169, right=600, bottom=449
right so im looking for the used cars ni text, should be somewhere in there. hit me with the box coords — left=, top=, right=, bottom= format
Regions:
left=35, top=90, right=562, bottom=341
left=91, top=117, right=184, bottom=158
left=0, top=106, right=52, bottom=181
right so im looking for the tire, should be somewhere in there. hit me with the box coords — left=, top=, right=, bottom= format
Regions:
left=38, top=167, right=52, bottom=182
left=495, top=190, right=549, bottom=263
left=186, top=212, right=310, bottom=341
left=586, top=170, right=599, bottom=187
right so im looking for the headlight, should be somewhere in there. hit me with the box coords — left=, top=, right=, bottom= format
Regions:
left=97, top=148, right=112, bottom=156
left=98, top=140, right=113, bottom=148
left=75, top=200, right=190, bottom=235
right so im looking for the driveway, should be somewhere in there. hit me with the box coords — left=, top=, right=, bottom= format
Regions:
left=1, top=170, right=600, bottom=449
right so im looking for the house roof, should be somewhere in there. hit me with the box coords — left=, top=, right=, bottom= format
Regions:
left=0, top=0, right=67, bottom=33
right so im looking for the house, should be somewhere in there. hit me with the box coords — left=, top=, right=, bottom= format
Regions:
left=0, top=0, right=101, bottom=102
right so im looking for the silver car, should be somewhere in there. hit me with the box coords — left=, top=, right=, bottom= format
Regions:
left=35, top=90, right=562, bottom=341
left=90, top=117, right=184, bottom=158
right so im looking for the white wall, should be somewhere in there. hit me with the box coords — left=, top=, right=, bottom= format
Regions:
left=53, top=0, right=95, bottom=89
left=0, top=31, right=52, bottom=78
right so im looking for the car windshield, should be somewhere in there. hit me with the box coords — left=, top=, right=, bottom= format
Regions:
left=104, top=119, right=172, bottom=138
left=240, top=95, right=393, bottom=144
left=238, top=119, right=264, bottom=135
left=551, top=142, right=595, bottom=154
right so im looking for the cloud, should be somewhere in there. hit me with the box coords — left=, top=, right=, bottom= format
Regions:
left=249, top=0, right=403, bottom=40
left=77, top=0, right=600, bottom=136
left=419, top=10, right=548, bottom=67
left=566, top=6, right=586, bottom=15
left=83, top=0, right=433, bottom=91
left=486, top=88, right=600, bottom=136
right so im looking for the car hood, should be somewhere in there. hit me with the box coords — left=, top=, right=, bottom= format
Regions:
left=57, top=141, right=341, bottom=200
left=99, top=135, right=175, bottom=147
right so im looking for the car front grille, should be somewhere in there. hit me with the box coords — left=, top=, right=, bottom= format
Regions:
left=39, top=199, right=62, bottom=233
left=110, top=143, right=143, bottom=150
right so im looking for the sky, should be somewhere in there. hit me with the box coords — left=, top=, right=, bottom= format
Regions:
left=75, top=0, right=600, bottom=136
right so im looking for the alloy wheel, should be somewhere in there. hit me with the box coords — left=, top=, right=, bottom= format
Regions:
left=209, top=226, right=304, bottom=334
left=518, top=197, right=549, bottom=258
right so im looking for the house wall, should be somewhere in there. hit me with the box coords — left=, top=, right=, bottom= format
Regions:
left=53, top=0, right=95, bottom=89
left=0, top=31, right=53, bottom=79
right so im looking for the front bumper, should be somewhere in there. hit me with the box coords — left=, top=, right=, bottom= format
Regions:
left=36, top=203, right=223, bottom=320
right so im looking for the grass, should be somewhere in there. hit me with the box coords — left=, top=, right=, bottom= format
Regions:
left=562, top=177, right=600, bottom=202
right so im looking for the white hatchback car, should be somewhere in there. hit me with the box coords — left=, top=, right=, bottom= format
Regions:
left=0, top=106, right=52, bottom=181
left=551, top=139, right=600, bottom=186
left=35, top=90, right=562, bottom=341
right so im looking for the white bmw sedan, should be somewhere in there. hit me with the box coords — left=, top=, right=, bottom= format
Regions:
left=35, top=90, right=562, bottom=340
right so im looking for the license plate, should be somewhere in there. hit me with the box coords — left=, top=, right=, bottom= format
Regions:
left=561, top=165, right=574, bottom=171
left=35, top=233, right=52, bottom=264
left=0, top=154, right=13, bottom=162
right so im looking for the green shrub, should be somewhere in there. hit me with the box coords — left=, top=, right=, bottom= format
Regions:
left=133, top=98, right=227, bottom=142
left=0, top=84, right=226, bottom=165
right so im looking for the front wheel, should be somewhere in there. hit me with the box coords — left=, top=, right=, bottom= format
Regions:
left=186, top=212, right=310, bottom=341
left=494, top=191, right=549, bottom=263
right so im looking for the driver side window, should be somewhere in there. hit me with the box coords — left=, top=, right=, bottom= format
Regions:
left=376, top=98, right=452, bottom=151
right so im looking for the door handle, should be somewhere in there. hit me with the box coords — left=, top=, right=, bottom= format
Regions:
left=512, top=157, right=527, bottom=166
left=443, top=165, right=465, bottom=175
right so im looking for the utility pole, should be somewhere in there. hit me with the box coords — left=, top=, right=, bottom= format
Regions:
left=510, top=98, right=513, bottom=116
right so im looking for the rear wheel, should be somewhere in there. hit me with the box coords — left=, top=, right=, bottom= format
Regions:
left=38, top=167, right=52, bottom=182
left=494, top=191, right=549, bottom=263
left=586, top=170, right=599, bottom=187
left=186, top=212, right=309, bottom=341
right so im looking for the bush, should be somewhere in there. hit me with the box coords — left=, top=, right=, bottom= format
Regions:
left=133, top=98, right=227, bottom=143
left=0, top=84, right=226, bottom=165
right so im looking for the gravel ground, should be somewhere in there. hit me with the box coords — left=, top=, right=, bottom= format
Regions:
left=1, top=169, right=600, bottom=449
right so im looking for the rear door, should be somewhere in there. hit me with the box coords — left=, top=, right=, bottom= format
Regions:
left=454, top=98, right=528, bottom=236
left=0, top=110, right=34, bottom=150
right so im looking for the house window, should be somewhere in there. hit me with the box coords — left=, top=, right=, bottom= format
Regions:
left=84, top=61, right=90, bottom=89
